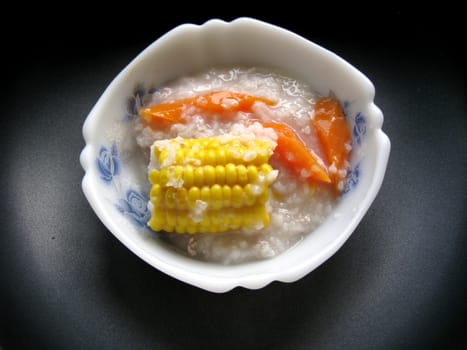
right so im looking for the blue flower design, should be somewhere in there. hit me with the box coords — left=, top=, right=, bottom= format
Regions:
left=96, top=143, right=150, bottom=229
left=126, top=84, right=156, bottom=121
left=344, top=163, right=361, bottom=194
left=97, top=143, right=120, bottom=183
left=353, top=112, right=366, bottom=146
left=342, top=100, right=351, bottom=118
left=116, top=190, right=150, bottom=227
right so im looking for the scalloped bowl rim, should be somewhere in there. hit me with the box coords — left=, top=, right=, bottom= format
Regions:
left=80, top=17, right=390, bottom=293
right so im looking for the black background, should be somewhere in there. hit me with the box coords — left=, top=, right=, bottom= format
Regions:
left=1, top=5, right=466, bottom=350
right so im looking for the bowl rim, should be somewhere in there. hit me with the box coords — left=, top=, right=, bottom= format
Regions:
left=80, top=17, right=390, bottom=292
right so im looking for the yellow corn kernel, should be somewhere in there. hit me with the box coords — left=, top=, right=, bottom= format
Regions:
left=208, top=139, right=220, bottom=148
left=231, top=185, right=244, bottom=208
left=158, top=168, right=170, bottom=185
left=216, top=148, right=227, bottom=165
left=203, top=165, right=216, bottom=184
left=187, top=224, right=197, bottom=234
left=199, top=214, right=211, bottom=228
left=237, top=165, right=248, bottom=185
left=256, top=148, right=269, bottom=165
left=247, top=165, right=258, bottom=182
left=168, top=211, right=178, bottom=228
left=150, top=183, right=161, bottom=198
left=183, top=165, right=194, bottom=188
left=205, top=149, right=216, bottom=165
left=197, top=149, right=206, bottom=164
left=157, top=149, right=168, bottom=164
left=243, top=184, right=256, bottom=206
left=175, top=187, right=188, bottom=210
left=149, top=169, right=160, bottom=184
left=210, top=184, right=223, bottom=210
left=188, top=186, right=201, bottom=205
left=228, top=211, right=242, bottom=230
left=242, top=209, right=253, bottom=227
left=258, top=206, right=270, bottom=228
left=259, top=189, right=269, bottom=204
left=210, top=212, right=222, bottom=227
left=225, top=163, right=237, bottom=185
left=200, top=186, right=211, bottom=202
left=176, top=214, right=188, bottom=229
left=194, top=167, right=204, bottom=186
left=165, top=187, right=177, bottom=209
left=222, top=185, right=232, bottom=207
left=260, top=163, right=273, bottom=174
left=184, top=148, right=194, bottom=159
left=215, top=165, right=226, bottom=185
left=172, top=165, right=184, bottom=181
left=175, top=149, right=185, bottom=164
left=148, top=213, right=163, bottom=231
left=148, top=209, right=165, bottom=231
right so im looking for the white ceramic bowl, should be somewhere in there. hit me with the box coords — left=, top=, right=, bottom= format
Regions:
left=80, top=18, right=390, bottom=292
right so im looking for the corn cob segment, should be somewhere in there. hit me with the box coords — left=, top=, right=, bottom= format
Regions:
left=153, top=137, right=274, bottom=167
left=148, top=136, right=277, bottom=234
left=150, top=182, right=270, bottom=210
left=149, top=163, right=273, bottom=189
left=148, top=206, right=270, bottom=234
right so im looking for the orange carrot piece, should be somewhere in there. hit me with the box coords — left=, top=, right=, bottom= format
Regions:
left=259, top=121, right=331, bottom=184
left=311, top=98, right=352, bottom=191
left=139, top=91, right=275, bottom=127
left=139, top=100, right=187, bottom=125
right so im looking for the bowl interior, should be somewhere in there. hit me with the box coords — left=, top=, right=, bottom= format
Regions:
left=80, top=18, right=390, bottom=292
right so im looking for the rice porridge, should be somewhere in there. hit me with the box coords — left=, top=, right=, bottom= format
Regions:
left=134, top=67, right=351, bottom=264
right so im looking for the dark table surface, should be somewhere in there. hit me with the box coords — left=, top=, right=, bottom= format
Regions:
left=1, top=7, right=466, bottom=350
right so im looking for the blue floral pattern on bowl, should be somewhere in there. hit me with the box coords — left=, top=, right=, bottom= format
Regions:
left=342, top=99, right=367, bottom=147
left=116, top=190, right=151, bottom=227
left=340, top=99, right=366, bottom=193
left=353, top=112, right=366, bottom=146
left=344, top=163, right=361, bottom=194
left=126, top=84, right=155, bottom=121
left=96, top=143, right=150, bottom=227
left=97, top=144, right=120, bottom=183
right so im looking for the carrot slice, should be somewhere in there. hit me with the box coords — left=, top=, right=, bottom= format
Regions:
left=259, top=121, right=331, bottom=184
left=139, top=91, right=275, bottom=127
left=311, top=98, right=352, bottom=192
left=139, top=99, right=187, bottom=125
